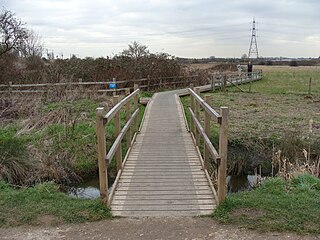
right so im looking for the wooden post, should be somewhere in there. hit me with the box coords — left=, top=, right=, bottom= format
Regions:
left=190, top=84, right=195, bottom=134
left=223, top=75, right=227, bottom=93
left=8, top=81, right=12, bottom=94
left=195, top=87, right=201, bottom=146
left=204, top=95, right=212, bottom=170
left=96, top=107, right=108, bottom=203
left=125, top=89, right=132, bottom=148
left=211, top=76, right=216, bottom=92
left=147, top=75, right=151, bottom=92
left=218, top=107, right=228, bottom=204
left=113, top=95, right=122, bottom=172
left=308, top=77, right=312, bottom=95
left=133, top=84, right=139, bottom=132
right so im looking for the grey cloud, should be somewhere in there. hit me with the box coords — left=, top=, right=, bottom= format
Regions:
left=1, top=0, right=319, bottom=58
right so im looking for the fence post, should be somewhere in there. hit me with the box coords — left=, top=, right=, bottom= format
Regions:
left=113, top=95, right=122, bottom=172
left=133, top=84, right=139, bottom=132
left=308, top=77, right=312, bottom=95
left=195, top=87, right=201, bottom=146
left=96, top=107, right=108, bottom=203
left=125, top=89, right=132, bottom=148
left=204, top=95, right=212, bottom=170
left=218, top=107, right=228, bottom=204
left=8, top=81, right=12, bottom=94
left=211, top=76, right=216, bottom=92
left=147, top=75, right=151, bottom=92
left=223, top=75, right=227, bottom=93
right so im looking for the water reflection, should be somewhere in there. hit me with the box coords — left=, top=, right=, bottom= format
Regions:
left=227, top=175, right=261, bottom=194
left=68, top=177, right=101, bottom=199
left=68, top=174, right=262, bottom=199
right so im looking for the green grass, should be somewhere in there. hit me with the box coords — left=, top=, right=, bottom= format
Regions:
left=180, top=66, right=320, bottom=174
left=0, top=181, right=111, bottom=227
left=213, top=174, right=320, bottom=234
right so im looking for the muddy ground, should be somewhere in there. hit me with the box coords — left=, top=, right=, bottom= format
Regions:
left=0, top=217, right=319, bottom=240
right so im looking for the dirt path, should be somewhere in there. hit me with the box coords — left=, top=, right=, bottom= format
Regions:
left=1, top=217, right=319, bottom=240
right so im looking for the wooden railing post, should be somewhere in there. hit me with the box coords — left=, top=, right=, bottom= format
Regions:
left=211, top=76, right=216, bottom=92
left=96, top=107, right=108, bottom=203
left=125, top=89, right=132, bottom=148
left=195, top=87, right=200, bottom=146
left=204, top=95, right=212, bottom=170
left=133, top=84, right=139, bottom=132
left=218, top=107, right=228, bottom=204
left=147, top=75, right=151, bottom=91
left=113, top=95, right=122, bottom=172
left=189, top=84, right=195, bottom=135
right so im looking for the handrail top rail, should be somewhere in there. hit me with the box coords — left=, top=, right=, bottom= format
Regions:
left=188, top=88, right=222, bottom=124
left=103, top=88, right=140, bottom=124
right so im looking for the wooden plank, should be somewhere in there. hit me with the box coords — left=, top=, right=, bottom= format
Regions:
left=117, top=182, right=209, bottom=187
left=111, top=205, right=214, bottom=211
left=113, top=194, right=214, bottom=201
left=114, top=190, right=212, bottom=195
left=111, top=210, right=213, bottom=217
left=117, top=185, right=211, bottom=190
left=112, top=199, right=215, bottom=205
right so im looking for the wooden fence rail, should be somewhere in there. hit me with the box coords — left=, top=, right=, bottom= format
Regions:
left=188, top=87, right=229, bottom=204
left=0, top=75, right=199, bottom=94
left=96, top=84, right=140, bottom=205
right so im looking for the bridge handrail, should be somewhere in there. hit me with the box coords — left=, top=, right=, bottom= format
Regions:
left=96, top=84, right=140, bottom=205
left=188, top=87, right=228, bottom=205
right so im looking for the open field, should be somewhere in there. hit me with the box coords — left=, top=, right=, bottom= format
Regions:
left=181, top=65, right=320, bottom=174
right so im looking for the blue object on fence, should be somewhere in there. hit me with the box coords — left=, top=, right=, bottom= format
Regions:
left=109, top=83, right=117, bottom=89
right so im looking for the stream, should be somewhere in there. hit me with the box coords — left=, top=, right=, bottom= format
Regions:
left=68, top=174, right=262, bottom=199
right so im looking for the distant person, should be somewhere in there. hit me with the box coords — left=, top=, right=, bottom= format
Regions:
left=247, top=61, right=253, bottom=78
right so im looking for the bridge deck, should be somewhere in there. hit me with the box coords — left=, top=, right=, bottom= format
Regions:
left=111, top=91, right=216, bottom=216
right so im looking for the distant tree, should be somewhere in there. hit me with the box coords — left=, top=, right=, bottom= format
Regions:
left=0, top=9, right=29, bottom=57
left=241, top=53, right=248, bottom=59
left=266, top=60, right=273, bottom=66
left=121, top=41, right=149, bottom=59
left=22, top=30, right=43, bottom=57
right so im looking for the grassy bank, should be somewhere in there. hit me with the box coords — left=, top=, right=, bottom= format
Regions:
left=0, top=181, right=111, bottom=227
left=0, top=92, right=147, bottom=186
left=213, top=174, right=320, bottom=234
left=181, top=65, right=320, bottom=175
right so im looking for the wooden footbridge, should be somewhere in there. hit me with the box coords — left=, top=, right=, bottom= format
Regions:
left=96, top=71, right=262, bottom=217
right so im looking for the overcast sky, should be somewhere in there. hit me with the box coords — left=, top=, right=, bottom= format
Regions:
left=1, top=0, right=320, bottom=58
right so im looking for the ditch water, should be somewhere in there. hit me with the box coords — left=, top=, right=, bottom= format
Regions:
left=68, top=174, right=262, bottom=199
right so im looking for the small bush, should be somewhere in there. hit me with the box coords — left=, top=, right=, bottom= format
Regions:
left=290, top=60, right=298, bottom=67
